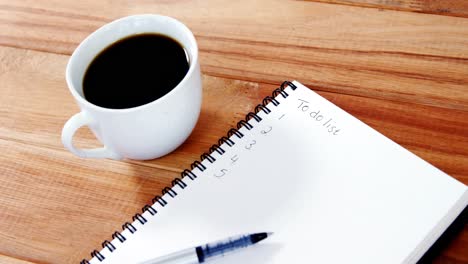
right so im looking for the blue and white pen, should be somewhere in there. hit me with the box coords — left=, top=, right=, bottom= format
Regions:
left=139, top=232, right=272, bottom=264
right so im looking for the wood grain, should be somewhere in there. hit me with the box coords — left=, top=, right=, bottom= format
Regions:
left=309, top=0, right=468, bottom=18
left=0, top=0, right=467, bottom=263
left=0, top=45, right=467, bottom=263
left=0, top=254, right=37, bottom=264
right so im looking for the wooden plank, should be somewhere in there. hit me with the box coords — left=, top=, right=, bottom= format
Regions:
left=0, top=0, right=467, bottom=110
left=198, top=35, right=468, bottom=111
left=0, top=138, right=180, bottom=263
left=0, top=45, right=467, bottom=263
left=308, top=0, right=468, bottom=18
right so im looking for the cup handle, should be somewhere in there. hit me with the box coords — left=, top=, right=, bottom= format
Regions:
left=61, top=112, right=122, bottom=160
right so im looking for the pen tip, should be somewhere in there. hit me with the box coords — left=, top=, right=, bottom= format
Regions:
left=251, top=232, right=273, bottom=244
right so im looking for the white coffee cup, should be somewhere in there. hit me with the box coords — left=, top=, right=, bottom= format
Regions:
left=62, top=14, right=202, bottom=160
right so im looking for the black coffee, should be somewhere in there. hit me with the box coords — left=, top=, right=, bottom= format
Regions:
left=83, top=33, right=189, bottom=109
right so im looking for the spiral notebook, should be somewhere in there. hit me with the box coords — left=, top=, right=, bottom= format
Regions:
left=82, top=81, right=468, bottom=264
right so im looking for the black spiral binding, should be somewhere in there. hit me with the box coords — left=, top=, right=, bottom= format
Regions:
left=81, top=81, right=297, bottom=263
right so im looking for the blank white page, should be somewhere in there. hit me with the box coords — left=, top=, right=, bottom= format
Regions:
left=89, top=81, right=467, bottom=264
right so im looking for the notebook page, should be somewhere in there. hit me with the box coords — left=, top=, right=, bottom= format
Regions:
left=91, top=81, right=467, bottom=264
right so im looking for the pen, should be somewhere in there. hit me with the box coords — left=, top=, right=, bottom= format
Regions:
left=139, top=232, right=272, bottom=264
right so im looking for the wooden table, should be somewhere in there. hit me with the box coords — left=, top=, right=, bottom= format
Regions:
left=1, top=0, right=467, bottom=263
